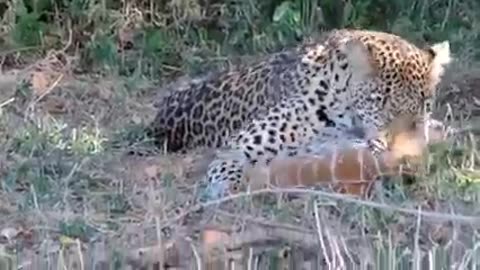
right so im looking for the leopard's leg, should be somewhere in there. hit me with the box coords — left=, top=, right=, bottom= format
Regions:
left=201, top=149, right=248, bottom=200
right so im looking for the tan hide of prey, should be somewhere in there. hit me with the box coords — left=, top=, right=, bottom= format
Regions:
left=245, top=116, right=452, bottom=198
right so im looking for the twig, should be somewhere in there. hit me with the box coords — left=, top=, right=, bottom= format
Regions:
left=185, top=236, right=202, bottom=270
left=313, top=202, right=332, bottom=269
left=413, top=206, right=422, bottom=270
left=247, top=247, right=254, bottom=270
left=30, top=185, right=47, bottom=223
left=24, top=73, right=64, bottom=123
left=58, top=247, right=68, bottom=270
left=155, top=216, right=164, bottom=270
left=33, top=73, right=64, bottom=104
left=328, top=226, right=345, bottom=269
left=340, top=236, right=355, bottom=266
left=62, top=160, right=86, bottom=213
left=76, top=238, right=85, bottom=270
left=216, top=210, right=316, bottom=235
left=61, top=19, right=73, bottom=53
left=160, top=188, right=480, bottom=229
left=0, top=97, right=15, bottom=109
left=0, top=46, right=41, bottom=57
left=200, top=220, right=319, bottom=257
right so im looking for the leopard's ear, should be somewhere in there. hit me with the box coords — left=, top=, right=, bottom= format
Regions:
left=342, top=39, right=377, bottom=81
left=427, top=41, right=452, bottom=86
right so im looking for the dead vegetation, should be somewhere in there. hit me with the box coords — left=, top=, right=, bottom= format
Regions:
left=1, top=0, right=480, bottom=269
left=2, top=56, right=479, bottom=269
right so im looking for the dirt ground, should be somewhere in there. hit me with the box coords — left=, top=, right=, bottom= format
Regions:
left=0, top=52, right=480, bottom=269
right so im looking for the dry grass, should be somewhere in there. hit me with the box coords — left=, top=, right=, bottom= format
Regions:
left=0, top=0, right=480, bottom=269
left=0, top=48, right=479, bottom=270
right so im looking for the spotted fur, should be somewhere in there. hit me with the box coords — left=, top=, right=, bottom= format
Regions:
left=147, top=49, right=301, bottom=152
left=243, top=114, right=452, bottom=198
left=202, top=29, right=452, bottom=198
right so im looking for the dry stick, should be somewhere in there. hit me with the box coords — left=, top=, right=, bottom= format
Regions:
left=253, top=256, right=260, bottom=270
left=0, top=47, right=42, bottom=57
left=63, top=20, right=73, bottom=52
left=185, top=236, right=202, bottom=270
left=33, top=73, right=64, bottom=104
left=209, top=211, right=321, bottom=253
left=62, top=160, right=86, bottom=216
left=23, top=73, right=64, bottom=124
left=413, top=206, right=422, bottom=270
left=58, top=248, right=68, bottom=270
left=428, top=249, right=434, bottom=270
left=247, top=247, right=254, bottom=270
left=313, top=202, right=332, bottom=269
left=155, top=216, right=164, bottom=270
left=0, top=46, right=41, bottom=72
left=222, top=222, right=317, bottom=253
left=20, top=19, right=71, bottom=119
left=76, top=238, right=85, bottom=270
left=458, top=247, right=475, bottom=270
left=472, top=241, right=480, bottom=270
left=216, top=209, right=316, bottom=235
left=328, top=226, right=346, bottom=269
left=325, top=223, right=340, bottom=268
left=340, top=236, right=355, bottom=267
left=161, top=188, right=480, bottom=229
left=0, top=97, right=15, bottom=109
left=30, top=185, right=48, bottom=224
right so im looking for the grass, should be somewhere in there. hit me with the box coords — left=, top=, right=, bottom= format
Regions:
left=0, top=0, right=480, bottom=269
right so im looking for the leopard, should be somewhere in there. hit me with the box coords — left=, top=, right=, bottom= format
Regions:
left=241, top=114, right=454, bottom=198
left=200, top=29, right=452, bottom=199
left=146, top=47, right=304, bottom=152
